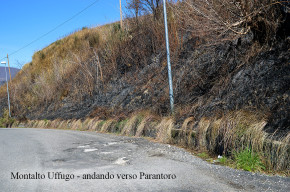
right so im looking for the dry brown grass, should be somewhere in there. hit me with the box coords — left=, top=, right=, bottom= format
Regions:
left=205, top=118, right=222, bottom=152
left=91, top=120, right=105, bottom=131
left=183, top=110, right=289, bottom=172
left=18, top=107, right=289, bottom=174
left=263, top=133, right=290, bottom=173
left=50, top=119, right=62, bottom=129
left=196, top=118, right=211, bottom=150
left=11, top=120, right=20, bottom=128
left=86, top=118, right=99, bottom=131
left=0, top=3, right=183, bottom=115
left=276, top=134, right=290, bottom=172
left=180, top=117, right=195, bottom=146
left=135, top=115, right=154, bottom=137
left=121, top=115, right=141, bottom=136
left=174, top=0, right=284, bottom=44
left=1, top=23, right=123, bottom=110
left=80, top=118, right=94, bottom=131
left=0, top=1, right=286, bottom=174
left=26, top=120, right=37, bottom=128
left=70, top=119, right=83, bottom=130
left=156, top=117, right=175, bottom=143
left=55, top=120, right=67, bottom=129
left=0, top=0, right=285, bottom=123
left=190, top=111, right=267, bottom=155
left=36, top=120, right=48, bottom=128
left=100, top=119, right=116, bottom=133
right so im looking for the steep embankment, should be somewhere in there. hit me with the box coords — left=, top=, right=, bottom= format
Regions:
left=23, top=34, right=289, bottom=137
left=0, top=0, right=289, bottom=173
left=0, top=1, right=289, bottom=135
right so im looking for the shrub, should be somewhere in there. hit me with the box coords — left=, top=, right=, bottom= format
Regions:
left=234, top=147, right=265, bottom=172
left=175, top=0, right=286, bottom=44
left=0, top=109, right=15, bottom=128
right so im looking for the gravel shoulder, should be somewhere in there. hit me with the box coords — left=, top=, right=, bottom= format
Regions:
left=0, top=128, right=289, bottom=192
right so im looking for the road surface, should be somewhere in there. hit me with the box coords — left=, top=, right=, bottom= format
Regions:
left=0, top=128, right=289, bottom=192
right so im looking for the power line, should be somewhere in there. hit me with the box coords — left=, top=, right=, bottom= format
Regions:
left=1, top=0, right=99, bottom=61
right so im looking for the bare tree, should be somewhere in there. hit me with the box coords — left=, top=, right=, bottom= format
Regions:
left=126, top=0, right=144, bottom=23
left=126, top=0, right=162, bottom=20
left=143, top=0, right=162, bottom=19
left=174, top=0, right=284, bottom=43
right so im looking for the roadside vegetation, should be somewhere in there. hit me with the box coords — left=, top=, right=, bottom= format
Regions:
left=0, top=109, right=15, bottom=128
left=1, top=0, right=289, bottom=175
left=20, top=110, right=289, bottom=176
left=1, top=0, right=287, bottom=117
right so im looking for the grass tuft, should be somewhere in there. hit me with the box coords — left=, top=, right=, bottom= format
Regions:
left=156, top=117, right=175, bottom=143
left=100, top=119, right=116, bottom=133
left=234, top=147, right=265, bottom=172
left=18, top=109, right=289, bottom=175
left=121, top=115, right=142, bottom=136
left=135, top=115, right=155, bottom=137
left=180, top=117, right=195, bottom=146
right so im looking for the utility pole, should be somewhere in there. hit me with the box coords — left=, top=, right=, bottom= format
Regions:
left=163, top=0, right=174, bottom=114
left=1, top=61, right=11, bottom=117
left=7, top=54, right=12, bottom=82
left=119, top=0, right=123, bottom=29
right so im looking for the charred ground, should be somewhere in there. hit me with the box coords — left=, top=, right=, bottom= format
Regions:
left=0, top=1, right=289, bottom=139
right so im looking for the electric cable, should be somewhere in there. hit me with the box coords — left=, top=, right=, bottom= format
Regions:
left=1, top=0, right=99, bottom=61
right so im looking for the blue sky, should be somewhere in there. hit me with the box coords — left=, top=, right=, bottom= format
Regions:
left=0, top=0, right=125, bottom=68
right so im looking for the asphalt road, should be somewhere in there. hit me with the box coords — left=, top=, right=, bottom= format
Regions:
left=0, top=128, right=289, bottom=192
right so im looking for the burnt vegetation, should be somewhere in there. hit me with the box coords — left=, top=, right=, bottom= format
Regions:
left=0, top=0, right=289, bottom=172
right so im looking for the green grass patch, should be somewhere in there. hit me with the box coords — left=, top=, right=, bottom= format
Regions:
left=234, top=148, right=265, bottom=172
left=114, top=119, right=128, bottom=133
left=197, top=152, right=209, bottom=159
left=98, top=120, right=106, bottom=128
left=218, top=156, right=228, bottom=165
left=0, top=109, right=15, bottom=128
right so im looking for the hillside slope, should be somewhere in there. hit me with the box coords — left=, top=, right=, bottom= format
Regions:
left=0, top=1, right=289, bottom=138
left=18, top=34, right=289, bottom=137
left=0, top=67, right=20, bottom=85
